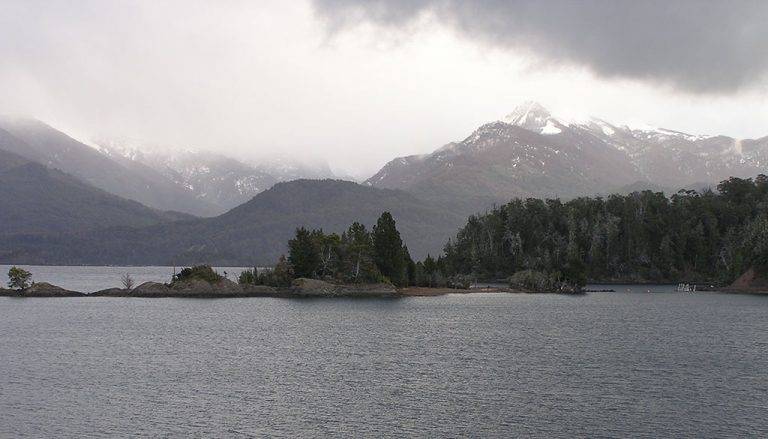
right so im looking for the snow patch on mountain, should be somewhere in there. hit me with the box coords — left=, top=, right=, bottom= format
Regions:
left=540, top=120, right=562, bottom=135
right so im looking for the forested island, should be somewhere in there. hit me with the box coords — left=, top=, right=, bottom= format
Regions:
left=3, top=176, right=767, bottom=297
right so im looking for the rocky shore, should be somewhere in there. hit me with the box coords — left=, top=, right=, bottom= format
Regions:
left=0, top=282, right=85, bottom=297
left=85, top=277, right=400, bottom=298
left=1, top=278, right=511, bottom=298
left=718, top=267, right=768, bottom=294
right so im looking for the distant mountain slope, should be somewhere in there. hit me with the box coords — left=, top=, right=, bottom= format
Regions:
left=97, top=142, right=280, bottom=212
left=0, top=179, right=464, bottom=265
left=367, top=102, right=767, bottom=214
left=0, top=118, right=219, bottom=216
left=0, top=148, right=190, bottom=236
left=368, top=106, right=642, bottom=213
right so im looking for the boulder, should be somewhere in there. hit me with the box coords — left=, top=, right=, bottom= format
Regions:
left=0, top=287, right=20, bottom=297
left=169, top=278, right=244, bottom=297
left=240, top=284, right=278, bottom=296
left=130, top=281, right=172, bottom=297
left=290, top=278, right=340, bottom=297
left=22, top=282, right=84, bottom=297
left=723, top=267, right=768, bottom=294
left=91, top=288, right=130, bottom=297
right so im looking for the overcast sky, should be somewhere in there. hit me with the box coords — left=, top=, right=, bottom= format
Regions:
left=1, top=0, right=767, bottom=178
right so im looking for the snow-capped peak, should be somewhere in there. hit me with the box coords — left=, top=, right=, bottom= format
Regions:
left=503, top=101, right=552, bottom=129
left=502, top=101, right=566, bottom=135
left=501, top=101, right=715, bottom=142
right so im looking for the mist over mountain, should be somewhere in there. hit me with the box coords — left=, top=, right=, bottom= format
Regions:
left=97, top=139, right=341, bottom=213
left=0, top=147, right=190, bottom=237
left=1, top=102, right=767, bottom=266
left=0, top=117, right=220, bottom=216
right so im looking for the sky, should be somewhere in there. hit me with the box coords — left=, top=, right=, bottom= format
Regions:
left=1, top=0, right=767, bottom=179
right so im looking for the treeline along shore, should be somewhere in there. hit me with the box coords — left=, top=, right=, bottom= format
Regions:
left=441, top=175, right=768, bottom=293
left=3, top=176, right=768, bottom=297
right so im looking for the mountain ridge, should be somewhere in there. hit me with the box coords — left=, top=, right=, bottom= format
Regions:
left=367, top=102, right=767, bottom=214
left=0, top=118, right=221, bottom=216
left=0, top=179, right=464, bottom=265
left=0, top=147, right=191, bottom=236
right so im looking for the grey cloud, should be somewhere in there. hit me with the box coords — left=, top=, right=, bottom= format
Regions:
left=312, top=0, right=768, bottom=93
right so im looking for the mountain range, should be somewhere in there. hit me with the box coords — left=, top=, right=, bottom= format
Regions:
left=0, top=179, right=462, bottom=265
left=96, top=138, right=338, bottom=213
left=368, top=101, right=766, bottom=211
left=1, top=102, right=765, bottom=265
left=0, top=147, right=190, bottom=236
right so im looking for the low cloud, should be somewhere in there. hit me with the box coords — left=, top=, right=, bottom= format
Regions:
left=313, top=0, right=768, bottom=93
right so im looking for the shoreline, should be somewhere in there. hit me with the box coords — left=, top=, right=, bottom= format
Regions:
left=3, top=280, right=765, bottom=298
left=0, top=282, right=584, bottom=298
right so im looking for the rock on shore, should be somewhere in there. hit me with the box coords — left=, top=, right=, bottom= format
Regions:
left=124, top=279, right=244, bottom=297
left=22, top=282, right=84, bottom=297
left=722, top=267, right=768, bottom=294
left=0, top=287, right=19, bottom=296
left=92, top=279, right=278, bottom=298
left=3, top=278, right=398, bottom=298
left=289, top=278, right=398, bottom=298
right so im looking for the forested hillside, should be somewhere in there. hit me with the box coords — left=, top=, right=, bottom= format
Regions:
left=440, top=176, right=768, bottom=284
left=0, top=118, right=219, bottom=216
left=0, top=148, right=191, bottom=235
left=0, top=180, right=463, bottom=265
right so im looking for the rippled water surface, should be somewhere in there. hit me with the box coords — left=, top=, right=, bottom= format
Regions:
left=1, top=282, right=767, bottom=437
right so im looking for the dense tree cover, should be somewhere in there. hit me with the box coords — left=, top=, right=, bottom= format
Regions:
left=372, top=212, right=408, bottom=286
left=441, top=176, right=768, bottom=285
left=239, top=255, right=294, bottom=287
left=172, top=265, right=223, bottom=284
left=241, top=213, right=420, bottom=287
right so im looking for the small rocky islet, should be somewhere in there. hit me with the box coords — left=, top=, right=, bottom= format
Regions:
left=0, top=277, right=403, bottom=298
left=92, top=277, right=401, bottom=298
left=0, top=264, right=409, bottom=298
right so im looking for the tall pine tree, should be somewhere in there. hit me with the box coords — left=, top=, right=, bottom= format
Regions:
left=288, top=227, right=320, bottom=278
left=372, top=212, right=406, bottom=286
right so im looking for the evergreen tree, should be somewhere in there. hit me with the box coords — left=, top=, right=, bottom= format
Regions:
left=372, top=212, right=406, bottom=286
left=272, top=255, right=295, bottom=286
left=288, top=227, right=320, bottom=278
left=423, top=254, right=437, bottom=287
left=404, top=246, right=416, bottom=287
left=341, top=222, right=379, bottom=282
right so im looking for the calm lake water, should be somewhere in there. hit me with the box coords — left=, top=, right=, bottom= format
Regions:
left=1, top=268, right=767, bottom=437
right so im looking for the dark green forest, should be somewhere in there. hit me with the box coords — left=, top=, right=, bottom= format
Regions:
left=240, top=212, right=428, bottom=288
left=440, top=176, right=768, bottom=285
left=245, top=176, right=768, bottom=291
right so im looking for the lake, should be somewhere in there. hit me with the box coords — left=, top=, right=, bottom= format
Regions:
left=1, top=268, right=767, bottom=437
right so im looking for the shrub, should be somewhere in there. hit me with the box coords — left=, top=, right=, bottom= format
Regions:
left=238, top=269, right=256, bottom=285
left=509, top=270, right=560, bottom=292
left=448, top=274, right=471, bottom=289
left=172, top=265, right=223, bottom=284
left=121, top=273, right=135, bottom=290
left=509, top=269, right=584, bottom=293
left=8, top=266, right=32, bottom=290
